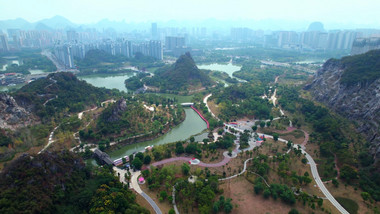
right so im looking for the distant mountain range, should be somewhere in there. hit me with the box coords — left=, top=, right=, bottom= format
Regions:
left=1, top=15, right=376, bottom=33
left=0, top=15, right=76, bottom=31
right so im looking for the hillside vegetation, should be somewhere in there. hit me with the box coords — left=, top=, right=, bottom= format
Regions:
left=81, top=94, right=185, bottom=149
left=13, top=72, right=114, bottom=119
left=339, top=50, right=380, bottom=86
left=126, top=52, right=214, bottom=93
left=211, top=83, right=272, bottom=120
left=0, top=151, right=149, bottom=214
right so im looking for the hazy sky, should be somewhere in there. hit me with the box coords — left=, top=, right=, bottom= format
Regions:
left=1, top=0, right=379, bottom=26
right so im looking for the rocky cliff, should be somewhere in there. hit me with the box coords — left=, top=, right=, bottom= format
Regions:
left=0, top=93, right=34, bottom=130
left=305, top=51, right=380, bottom=161
left=105, top=98, right=127, bottom=122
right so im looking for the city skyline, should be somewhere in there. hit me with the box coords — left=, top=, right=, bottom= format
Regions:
left=1, top=0, right=380, bottom=30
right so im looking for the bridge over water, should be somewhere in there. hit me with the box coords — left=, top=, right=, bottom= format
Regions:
left=180, top=102, right=194, bottom=107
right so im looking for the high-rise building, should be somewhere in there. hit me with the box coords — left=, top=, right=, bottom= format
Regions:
left=326, top=31, right=360, bottom=50
left=351, top=37, right=380, bottom=55
left=151, top=23, right=158, bottom=39
left=54, top=44, right=74, bottom=68
left=278, top=31, right=299, bottom=48
left=231, top=28, right=253, bottom=41
left=149, top=40, right=163, bottom=60
left=67, top=30, right=78, bottom=42
left=165, top=36, right=185, bottom=50
left=0, top=34, right=9, bottom=52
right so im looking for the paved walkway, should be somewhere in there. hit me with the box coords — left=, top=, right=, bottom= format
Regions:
left=130, top=170, right=162, bottom=214
left=302, top=150, right=349, bottom=214
left=219, top=158, right=253, bottom=181
left=203, top=94, right=219, bottom=120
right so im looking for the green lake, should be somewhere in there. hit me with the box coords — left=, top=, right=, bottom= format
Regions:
left=198, top=63, right=241, bottom=78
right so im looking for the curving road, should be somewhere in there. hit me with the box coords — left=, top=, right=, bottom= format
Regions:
left=130, top=170, right=162, bottom=214
left=203, top=94, right=219, bottom=120
left=302, top=151, right=349, bottom=214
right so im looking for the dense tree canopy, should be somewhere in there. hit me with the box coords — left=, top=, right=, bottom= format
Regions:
left=212, top=83, right=272, bottom=120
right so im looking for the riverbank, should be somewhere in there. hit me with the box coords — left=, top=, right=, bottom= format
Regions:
left=108, top=108, right=208, bottom=159
left=105, top=110, right=186, bottom=153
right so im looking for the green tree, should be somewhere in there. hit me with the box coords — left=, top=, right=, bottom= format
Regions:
left=263, top=189, right=271, bottom=198
left=332, top=178, right=339, bottom=187
left=190, top=136, right=195, bottom=143
left=224, top=199, right=233, bottom=214
left=361, top=192, right=371, bottom=201
left=301, top=158, right=307, bottom=164
left=144, top=155, right=151, bottom=165
left=288, top=208, right=299, bottom=214
left=182, top=163, right=190, bottom=175
left=260, top=121, right=266, bottom=128
left=317, top=198, right=323, bottom=207
left=340, top=164, right=358, bottom=182
left=254, top=183, right=264, bottom=194
left=136, top=152, right=144, bottom=160
left=273, top=133, right=279, bottom=141
left=160, top=191, right=168, bottom=200
left=185, top=143, right=198, bottom=154
left=252, top=125, right=257, bottom=132
left=213, top=201, right=220, bottom=213
left=132, top=157, right=143, bottom=170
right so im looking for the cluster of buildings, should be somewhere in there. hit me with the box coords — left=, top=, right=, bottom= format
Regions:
left=351, top=37, right=380, bottom=55
left=230, top=25, right=380, bottom=52
left=272, top=30, right=360, bottom=50
left=0, top=28, right=72, bottom=51
left=0, top=73, right=25, bottom=86
left=53, top=38, right=164, bottom=69
left=2, top=22, right=380, bottom=70
left=53, top=24, right=192, bottom=69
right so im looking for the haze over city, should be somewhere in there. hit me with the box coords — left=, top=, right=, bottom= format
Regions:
left=1, top=0, right=380, bottom=30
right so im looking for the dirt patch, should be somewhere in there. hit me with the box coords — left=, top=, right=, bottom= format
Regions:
left=325, top=181, right=379, bottom=214
left=257, top=138, right=289, bottom=156
left=220, top=176, right=322, bottom=214
left=200, top=149, right=225, bottom=163
left=208, top=100, right=221, bottom=117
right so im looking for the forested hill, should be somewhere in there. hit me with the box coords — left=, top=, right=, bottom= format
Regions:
left=143, top=52, right=214, bottom=93
left=0, top=151, right=149, bottom=213
left=13, top=72, right=114, bottom=119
